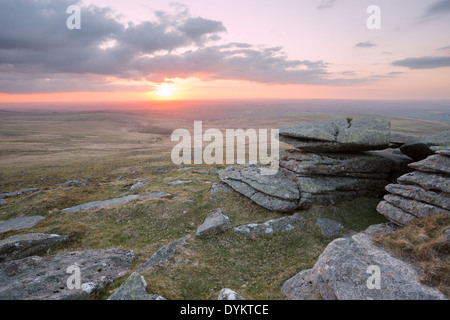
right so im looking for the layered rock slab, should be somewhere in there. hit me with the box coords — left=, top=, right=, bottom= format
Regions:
left=377, top=148, right=450, bottom=226
left=218, top=167, right=300, bottom=212
left=279, top=117, right=391, bottom=153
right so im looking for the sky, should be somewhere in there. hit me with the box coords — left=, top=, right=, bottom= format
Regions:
left=0, top=0, right=449, bottom=103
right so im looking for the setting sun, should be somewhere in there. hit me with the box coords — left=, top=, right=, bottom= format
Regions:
left=156, top=84, right=176, bottom=99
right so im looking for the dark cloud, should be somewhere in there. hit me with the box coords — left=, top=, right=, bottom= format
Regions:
left=421, top=0, right=450, bottom=19
left=437, top=45, right=450, bottom=51
left=317, top=0, right=336, bottom=10
left=355, top=42, right=377, bottom=48
left=0, top=0, right=365, bottom=94
left=392, top=56, right=450, bottom=69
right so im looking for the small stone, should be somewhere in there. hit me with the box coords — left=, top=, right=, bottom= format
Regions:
left=65, top=180, right=82, bottom=187
left=62, top=195, right=140, bottom=213
left=218, top=288, right=245, bottom=300
left=196, top=209, right=233, bottom=237
left=317, top=218, right=344, bottom=239
left=0, top=199, right=6, bottom=206
left=129, top=181, right=149, bottom=191
left=168, top=180, right=192, bottom=186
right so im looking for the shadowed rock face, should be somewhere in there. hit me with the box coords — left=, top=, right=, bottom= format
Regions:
left=0, top=248, right=135, bottom=300
left=281, top=223, right=447, bottom=300
left=400, top=131, right=450, bottom=161
left=279, top=117, right=391, bottom=153
left=377, top=147, right=450, bottom=226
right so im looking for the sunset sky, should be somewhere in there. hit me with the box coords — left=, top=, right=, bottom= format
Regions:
left=1, top=0, right=450, bottom=103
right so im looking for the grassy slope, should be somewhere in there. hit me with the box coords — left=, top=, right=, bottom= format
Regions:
left=0, top=110, right=448, bottom=299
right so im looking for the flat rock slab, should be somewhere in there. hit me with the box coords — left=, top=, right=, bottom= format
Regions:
left=279, top=117, right=391, bottom=153
left=408, top=153, right=450, bottom=175
left=108, top=272, right=165, bottom=300
left=234, top=213, right=305, bottom=236
left=282, top=224, right=447, bottom=300
left=62, top=195, right=139, bottom=213
left=196, top=208, right=233, bottom=237
left=397, top=171, right=449, bottom=193
left=0, top=216, right=45, bottom=234
left=0, top=233, right=67, bottom=262
left=317, top=218, right=344, bottom=239
left=168, top=180, right=192, bottom=186
left=0, top=248, right=135, bottom=300
left=139, top=192, right=173, bottom=200
left=0, top=188, right=38, bottom=199
left=138, top=236, right=190, bottom=271
left=129, top=181, right=149, bottom=191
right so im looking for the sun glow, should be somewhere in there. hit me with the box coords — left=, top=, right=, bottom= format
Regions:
left=156, top=83, right=176, bottom=98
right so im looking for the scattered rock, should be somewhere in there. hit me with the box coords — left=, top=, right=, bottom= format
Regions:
left=0, top=199, right=6, bottom=206
left=317, top=218, right=344, bottom=239
left=209, top=182, right=232, bottom=194
left=218, top=167, right=299, bottom=212
left=196, top=209, right=233, bottom=237
left=0, top=216, right=45, bottom=234
left=168, top=180, right=192, bottom=186
left=62, top=195, right=139, bottom=213
left=129, top=181, right=149, bottom=191
left=0, top=188, right=38, bottom=199
left=234, top=213, right=305, bottom=236
left=279, top=117, right=391, bottom=153
left=0, top=233, right=67, bottom=262
left=281, top=224, right=446, bottom=300
left=139, top=192, right=173, bottom=200
left=0, top=248, right=135, bottom=300
left=108, top=272, right=165, bottom=300
left=218, top=288, right=245, bottom=300
left=65, top=180, right=82, bottom=187
left=138, top=236, right=190, bottom=271
left=400, top=131, right=450, bottom=161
